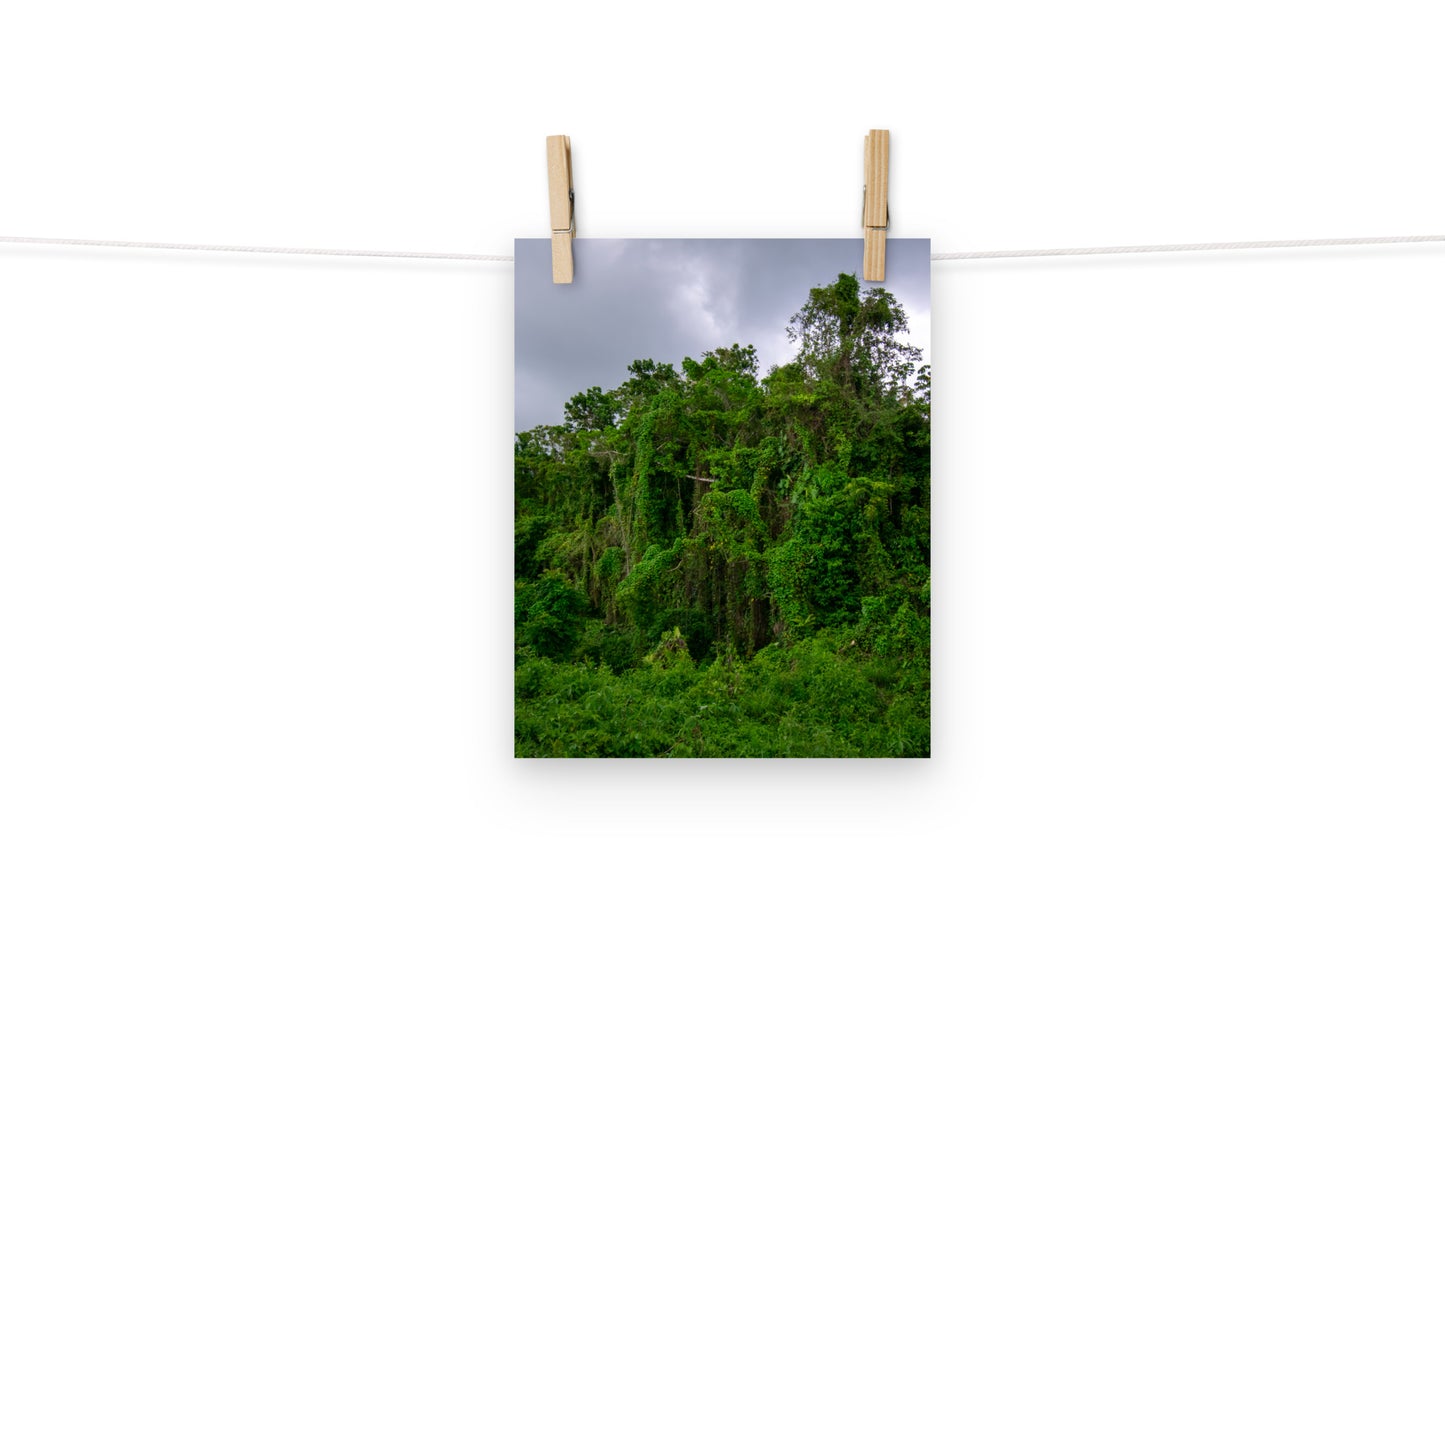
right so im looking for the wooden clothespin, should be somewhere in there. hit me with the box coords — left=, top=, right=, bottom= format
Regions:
left=547, top=135, right=575, bottom=284
left=863, top=129, right=889, bottom=282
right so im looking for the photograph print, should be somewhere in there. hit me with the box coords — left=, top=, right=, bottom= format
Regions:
left=514, top=238, right=931, bottom=758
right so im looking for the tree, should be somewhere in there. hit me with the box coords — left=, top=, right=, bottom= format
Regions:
left=563, top=385, right=619, bottom=432
left=786, top=272, right=922, bottom=399
left=617, top=359, right=680, bottom=416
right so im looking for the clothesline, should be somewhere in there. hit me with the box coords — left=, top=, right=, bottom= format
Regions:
left=3, top=233, right=1445, bottom=265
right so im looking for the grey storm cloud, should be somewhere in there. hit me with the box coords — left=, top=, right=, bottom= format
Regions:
left=514, top=237, right=931, bottom=433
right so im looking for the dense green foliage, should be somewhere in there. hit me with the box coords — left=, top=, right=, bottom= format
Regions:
left=515, top=272, right=930, bottom=757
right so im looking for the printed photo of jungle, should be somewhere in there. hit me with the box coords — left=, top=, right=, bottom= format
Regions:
left=514, top=239, right=930, bottom=758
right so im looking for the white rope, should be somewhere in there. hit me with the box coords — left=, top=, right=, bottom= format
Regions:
left=3, top=233, right=1445, bottom=265
left=933, top=234, right=1445, bottom=260
left=0, top=235, right=512, bottom=262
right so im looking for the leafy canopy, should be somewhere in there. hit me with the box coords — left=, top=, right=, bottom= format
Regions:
left=515, top=271, right=930, bottom=757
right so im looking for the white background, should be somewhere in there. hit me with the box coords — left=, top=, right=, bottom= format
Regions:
left=3, top=2, right=1443, bottom=1441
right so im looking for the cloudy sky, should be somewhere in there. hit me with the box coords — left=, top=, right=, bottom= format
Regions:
left=515, top=238, right=930, bottom=432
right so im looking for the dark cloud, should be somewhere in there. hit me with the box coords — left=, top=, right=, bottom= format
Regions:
left=514, top=238, right=931, bottom=432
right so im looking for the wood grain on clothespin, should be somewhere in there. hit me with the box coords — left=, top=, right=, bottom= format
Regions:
left=547, top=135, right=574, bottom=284
left=863, top=130, right=889, bottom=282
